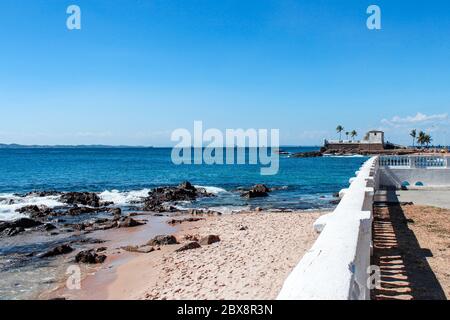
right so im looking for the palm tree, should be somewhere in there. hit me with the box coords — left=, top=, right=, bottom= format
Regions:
left=417, top=131, right=426, bottom=147
left=350, top=130, right=357, bottom=141
left=345, top=131, right=349, bottom=140
left=336, top=125, right=344, bottom=141
left=410, top=129, right=417, bottom=147
left=424, top=134, right=432, bottom=148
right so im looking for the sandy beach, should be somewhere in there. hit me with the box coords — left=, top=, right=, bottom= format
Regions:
left=61, top=210, right=324, bottom=300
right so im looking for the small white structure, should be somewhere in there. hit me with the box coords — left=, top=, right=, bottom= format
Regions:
left=364, top=130, right=384, bottom=145
left=324, top=130, right=386, bottom=151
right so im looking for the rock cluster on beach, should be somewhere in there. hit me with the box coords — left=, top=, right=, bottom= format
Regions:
left=75, top=249, right=107, bottom=264
left=0, top=218, right=43, bottom=236
left=142, top=181, right=214, bottom=212
left=240, top=184, right=270, bottom=198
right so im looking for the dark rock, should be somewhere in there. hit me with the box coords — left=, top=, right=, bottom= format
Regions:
left=189, top=209, right=222, bottom=216
left=122, top=245, right=155, bottom=253
left=75, top=250, right=107, bottom=264
left=329, top=199, right=341, bottom=205
left=60, top=192, right=101, bottom=207
left=142, top=181, right=214, bottom=212
left=167, top=217, right=204, bottom=225
left=1, top=227, right=25, bottom=237
left=147, top=235, right=178, bottom=246
left=96, top=247, right=107, bottom=252
left=127, top=212, right=139, bottom=217
left=16, top=205, right=53, bottom=219
left=241, top=184, right=270, bottom=198
left=38, top=223, right=57, bottom=232
left=184, top=234, right=199, bottom=242
left=109, top=208, right=122, bottom=216
left=178, top=181, right=195, bottom=190
left=291, top=151, right=323, bottom=158
left=71, top=238, right=106, bottom=245
left=117, top=217, right=145, bottom=228
left=40, top=244, right=73, bottom=258
left=67, top=206, right=106, bottom=216
left=238, top=225, right=248, bottom=231
left=0, top=218, right=42, bottom=236
left=175, top=241, right=201, bottom=252
left=199, top=235, right=220, bottom=245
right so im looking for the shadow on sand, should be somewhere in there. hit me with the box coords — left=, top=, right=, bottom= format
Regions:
left=371, top=190, right=446, bottom=300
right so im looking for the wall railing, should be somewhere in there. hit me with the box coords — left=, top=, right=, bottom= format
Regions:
left=380, top=156, right=449, bottom=168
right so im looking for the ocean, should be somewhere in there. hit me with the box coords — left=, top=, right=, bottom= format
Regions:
left=0, top=147, right=367, bottom=220
left=0, top=146, right=367, bottom=299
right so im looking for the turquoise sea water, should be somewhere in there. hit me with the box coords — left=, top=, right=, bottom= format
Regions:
left=0, top=147, right=367, bottom=219
left=0, top=147, right=368, bottom=299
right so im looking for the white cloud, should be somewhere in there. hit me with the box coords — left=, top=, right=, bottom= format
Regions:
left=381, top=112, right=448, bottom=126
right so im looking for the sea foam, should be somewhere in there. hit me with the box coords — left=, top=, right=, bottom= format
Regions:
left=0, top=193, right=65, bottom=221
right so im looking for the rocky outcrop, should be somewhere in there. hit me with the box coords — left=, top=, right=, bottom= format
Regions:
left=291, top=151, right=323, bottom=158
left=0, top=218, right=43, bottom=237
left=175, top=241, right=201, bottom=252
left=241, top=184, right=270, bottom=198
left=122, top=245, right=155, bottom=253
left=167, top=217, right=204, bottom=225
left=189, top=209, right=222, bottom=216
left=60, top=192, right=101, bottom=207
left=40, top=244, right=73, bottom=258
left=142, top=181, right=213, bottom=212
left=117, top=217, right=145, bottom=228
left=16, top=205, right=53, bottom=219
left=75, top=249, right=107, bottom=264
left=199, top=235, right=220, bottom=245
left=72, top=216, right=145, bottom=232
left=147, top=235, right=178, bottom=246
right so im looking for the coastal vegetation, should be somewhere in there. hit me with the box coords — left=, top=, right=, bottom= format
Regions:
left=411, top=129, right=433, bottom=148
left=335, top=125, right=358, bottom=142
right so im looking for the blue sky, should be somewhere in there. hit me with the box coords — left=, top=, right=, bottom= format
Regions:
left=0, top=0, right=449, bottom=146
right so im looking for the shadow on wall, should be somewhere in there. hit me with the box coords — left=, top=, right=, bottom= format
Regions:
left=371, top=191, right=446, bottom=300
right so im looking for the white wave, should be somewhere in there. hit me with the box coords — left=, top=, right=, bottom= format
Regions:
left=322, top=154, right=365, bottom=158
left=208, top=205, right=250, bottom=214
left=99, top=189, right=151, bottom=206
left=194, top=185, right=227, bottom=194
left=0, top=193, right=65, bottom=221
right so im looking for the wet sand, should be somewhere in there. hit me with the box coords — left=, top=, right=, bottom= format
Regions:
left=52, top=210, right=323, bottom=300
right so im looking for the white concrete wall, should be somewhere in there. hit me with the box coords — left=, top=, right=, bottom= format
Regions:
left=379, top=156, right=450, bottom=188
left=277, top=157, right=379, bottom=300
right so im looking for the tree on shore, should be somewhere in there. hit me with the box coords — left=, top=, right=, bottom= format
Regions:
left=417, top=131, right=426, bottom=147
left=336, top=125, right=344, bottom=141
left=410, top=129, right=417, bottom=147
left=424, top=134, right=432, bottom=147
left=350, top=130, right=358, bottom=141
left=345, top=131, right=349, bottom=140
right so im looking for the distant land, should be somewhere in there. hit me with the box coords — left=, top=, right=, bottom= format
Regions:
left=0, top=144, right=321, bottom=149
left=0, top=144, right=153, bottom=149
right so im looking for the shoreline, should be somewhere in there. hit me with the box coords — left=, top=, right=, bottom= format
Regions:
left=46, top=210, right=326, bottom=300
